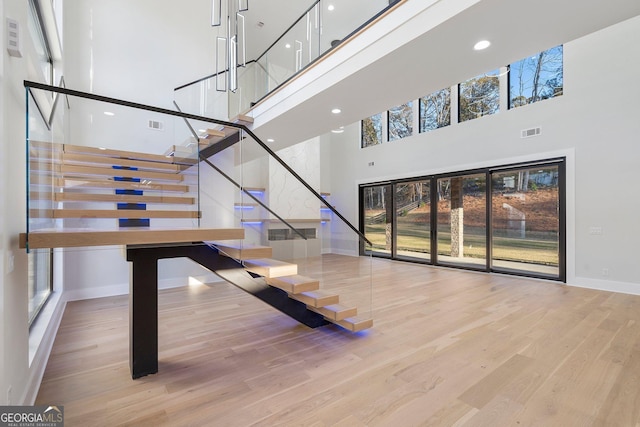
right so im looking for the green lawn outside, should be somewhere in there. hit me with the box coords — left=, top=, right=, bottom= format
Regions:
left=366, top=223, right=559, bottom=266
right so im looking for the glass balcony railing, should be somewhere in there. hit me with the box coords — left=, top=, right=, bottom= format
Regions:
left=175, top=0, right=401, bottom=120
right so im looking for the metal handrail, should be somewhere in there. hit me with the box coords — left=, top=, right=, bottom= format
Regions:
left=25, top=80, right=372, bottom=246
left=173, top=0, right=403, bottom=95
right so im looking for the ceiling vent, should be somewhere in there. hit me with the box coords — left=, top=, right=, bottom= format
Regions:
left=521, top=126, right=541, bottom=138
left=148, top=120, right=164, bottom=131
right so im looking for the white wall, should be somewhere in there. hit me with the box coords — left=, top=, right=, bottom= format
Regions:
left=327, top=15, right=640, bottom=293
left=63, top=0, right=217, bottom=107
left=59, top=0, right=232, bottom=299
left=269, top=138, right=321, bottom=219
left=1, top=0, right=53, bottom=405
left=0, top=0, right=7, bottom=404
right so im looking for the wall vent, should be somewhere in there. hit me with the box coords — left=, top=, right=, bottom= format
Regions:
left=148, top=120, right=164, bottom=131
left=521, top=127, right=541, bottom=138
left=6, top=18, right=22, bottom=57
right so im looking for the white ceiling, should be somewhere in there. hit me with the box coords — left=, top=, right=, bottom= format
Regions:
left=239, top=1, right=314, bottom=59
left=243, top=0, right=640, bottom=150
left=241, top=0, right=391, bottom=62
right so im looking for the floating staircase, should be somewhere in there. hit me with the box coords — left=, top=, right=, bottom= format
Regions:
left=214, top=242, right=373, bottom=332
left=26, top=139, right=372, bottom=333
left=29, top=140, right=199, bottom=222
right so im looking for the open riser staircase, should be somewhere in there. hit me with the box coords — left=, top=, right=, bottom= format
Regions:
left=27, top=134, right=373, bottom=333
left=212, top=242, right=372, bottom=332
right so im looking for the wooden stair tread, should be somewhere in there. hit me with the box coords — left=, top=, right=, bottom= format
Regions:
left=243, top=258, right=297, bottom=278
left=198, top=128, right=229, bottom=148
left=198, top=116, right=252, bottom=146
left=61, top=153, right=183, bottom=173
left=59, top=164, right=184, bottom=182
left=204, top=128, right=226, bottom=138
left=60, top=143, right=180, bottom=165
left=289, top=290, right=339, bottom=308
left=231, top=114, right=254, bottom=125
left=309, top=304, right=358, bottom=321
left=332, top=316, right=374, bottom=332
left=265, top=275, right=320, bottom=294
left=20, top=227, right=244, bottom=249
left=163, top=144, right=197, bottom=161
left=30, top=209, right=200, bottom=219
left=52, top=192, right=194, bottom=205
left=50, top=177, right=190, bottom=193
left=213, top=243, right=273, bottom=260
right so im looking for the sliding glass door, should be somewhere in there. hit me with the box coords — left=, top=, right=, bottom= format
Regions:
left=395, top=180, right=431, bottom=261
left=362, top=184, right=392, bottom=257
left=359, top=158, right=565, bottom=281
left=436, top=174, right=487, bottom=269
left=490, top=164, right=562, bottom=278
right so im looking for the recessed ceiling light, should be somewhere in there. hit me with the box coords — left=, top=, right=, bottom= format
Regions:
left=474, top=40, right=491, bottom=51
left=331, top=127, right=345, bottom=134
left=328, top=4, right=335, bottom=11
left=267, top=138, right=275, bottom=142
left=285, top=43, right=291, bottom=49
left=104, top=111, right=115, bottom=116
left=331, top=108, right=341, bottom=114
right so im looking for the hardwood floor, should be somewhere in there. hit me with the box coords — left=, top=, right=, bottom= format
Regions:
left=37, top=255, right=640, bottom=426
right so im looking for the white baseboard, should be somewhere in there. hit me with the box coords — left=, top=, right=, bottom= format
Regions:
left=22, top=292, right=66, bottom=405
left=64, top=283, right=129, bottom=301
left=570, top=277, right=640, bottom=296
left=64, top=273, right=223, bottom=301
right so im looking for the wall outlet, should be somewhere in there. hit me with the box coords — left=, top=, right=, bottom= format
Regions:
left=7, top=251, right=14, bottom=273
left=602, top=268, right=609, bottom=277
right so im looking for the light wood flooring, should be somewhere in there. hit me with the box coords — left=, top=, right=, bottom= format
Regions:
left=37, top=255, right=640, bottom=426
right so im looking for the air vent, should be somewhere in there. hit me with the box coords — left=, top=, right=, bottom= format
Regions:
left=6, top=18, right=22, bottom=57
left=148, top=120, right=164, bottom=131
left=521, top=127, right=541, bottom=138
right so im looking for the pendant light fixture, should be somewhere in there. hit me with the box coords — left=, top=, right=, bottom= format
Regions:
left=212, top=0, right=248, bottom=93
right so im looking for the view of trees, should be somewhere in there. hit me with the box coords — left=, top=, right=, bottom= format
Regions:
left=388, top=101, right=413, bottom=141
left=510, top=46, right=563, bottom=108
left=360, top=45, right=563, bottom=147
left=361, top=113, right=382, bottom=147
left=361, top=162, right=563, bottom=278
left=419, top=88, right=451, bottom=132
left=459, top=70, right=500, bottom=122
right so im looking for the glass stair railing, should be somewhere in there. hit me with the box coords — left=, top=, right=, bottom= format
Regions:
left=24, top=81, right=374, bottom=332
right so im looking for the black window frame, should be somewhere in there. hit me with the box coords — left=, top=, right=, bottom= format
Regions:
left=359, top=158, right=566, bottom=282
